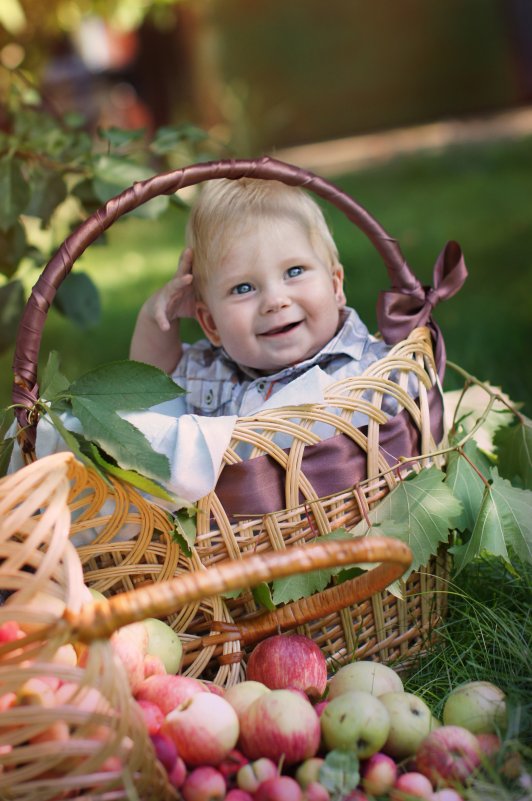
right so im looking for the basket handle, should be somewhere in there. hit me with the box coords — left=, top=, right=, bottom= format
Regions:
left=64, top=536, right=412, bottom=644
left=13, top=157, right=419, bottom=419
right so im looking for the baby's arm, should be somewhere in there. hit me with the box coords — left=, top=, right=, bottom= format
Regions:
left=129, top=248, right=195, bottom=374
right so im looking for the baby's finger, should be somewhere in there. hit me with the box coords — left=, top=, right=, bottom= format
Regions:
left=177, top=247, right=194, bottom=277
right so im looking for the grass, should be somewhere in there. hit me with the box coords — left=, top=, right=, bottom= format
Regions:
left=1, top=135, right=531, bottom=414
left=402, top=556, right=531, bottom=799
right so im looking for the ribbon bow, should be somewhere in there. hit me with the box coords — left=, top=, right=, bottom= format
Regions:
left=377, top=240, right=468, bottom=346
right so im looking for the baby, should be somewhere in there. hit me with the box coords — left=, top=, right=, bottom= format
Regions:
left=130, top=177, right=393, bottom=418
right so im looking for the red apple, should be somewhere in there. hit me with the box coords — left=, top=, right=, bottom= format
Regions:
left=361, top=752, right=398, bottom=796
left=476, top=732, right=502, bottom=760
left=135, top=673, right=206, bottom=715
left=430, top=790, right=464, bottom=801
left=226, top=790, right=254, bottom=801
left=303, top=782, right=330, bottom=801
left=218, top=748, right=249, bottom=781
left=255, top=776, right=303, bottom=801
left=150, top=731, right=178, bottom=773
left=182, top=766, right=226, bottom=801
left=416, top=726, right=481, bottom=786
left=239, top=689, right=320, bottom=765
left=136, top=698, right=165, bottom=735
left=390, top=772, right=434, bottom=800
left=164, top=692, right=239, bottom=766
left=168, top=756, right=187, bottom=789
left=246, top=635, right=327, bottom=699
left=224, top=680, right=271, bottom=720
left=237, top=757, right=278, bottom=793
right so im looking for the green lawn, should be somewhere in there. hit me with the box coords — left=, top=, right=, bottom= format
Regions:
left=2, top=135, right=531, bottom=414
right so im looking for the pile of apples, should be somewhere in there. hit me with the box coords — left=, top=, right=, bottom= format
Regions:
left=111, top=622, right=519, bottom=801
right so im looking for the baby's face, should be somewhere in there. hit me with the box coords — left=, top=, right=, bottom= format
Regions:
left=195, top=218, right=346, bottom=373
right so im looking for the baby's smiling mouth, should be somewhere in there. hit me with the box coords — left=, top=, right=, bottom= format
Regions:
left=259, top=321, right=302, bottom=337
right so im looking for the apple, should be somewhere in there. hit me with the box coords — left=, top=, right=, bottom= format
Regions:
left=442, top=681, right=507, bottom=734
left=164, top=692, right=239, bottom=766
left=327, top=661, right=403, bottom=699
left=430, top=790, right=464, bottom=801
left=143, top=653, right=167, bottom=678
left=476, top=732, right=502, bottom=760
left=110, top=622, right=148, bottom=693
left=295, top=757, right=325, bottom=789
left=255, top=776, right=303, bottom=801
left=390, top=772, right=433, bottom=800
left=224, top=680, right=271, bottom=720
left=143, top=617, right=183, bottom=674
left=136, top=698, right=165, bottom=734
left=239, top=689, right=320, bottom=764
left=379, top=691, right=441, bottom=759
left=218, top=748, right=249, bottom=780
left=150, top=731, right=178, bottom=773
left=182, top=766, right=226, bottom=801
left=226, top=790, right=254, bottom=801
left=320, top=690, right=390, bottom=758
left=416, top=725, right=481, bottom=786
left=135, top=673, right=207, bottom=715
left=246, top=635, right=327, bottom=699
left=304, top=782, right=330, bottom=801
left=168, top=756, right=187, bottom=789
left=237, top=757, right=278, bottom=793
left=361, top=752, right=397, bottom=796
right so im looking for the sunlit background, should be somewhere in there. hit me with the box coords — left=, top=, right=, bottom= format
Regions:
left=1, top=0, right=531, bottom=411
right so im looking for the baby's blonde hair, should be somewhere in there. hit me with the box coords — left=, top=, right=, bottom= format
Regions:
left=185, top=177, right=339, bottom=297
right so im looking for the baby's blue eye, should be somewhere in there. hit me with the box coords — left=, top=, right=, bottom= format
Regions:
left=286, top=265, right=304, bottom=278
left=231, top=282, right=253, bottom=295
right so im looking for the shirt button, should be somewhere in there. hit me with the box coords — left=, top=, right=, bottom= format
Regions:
left=205, top=388, right=214, bottom=405
left=257, top=381, right=266, bottom=393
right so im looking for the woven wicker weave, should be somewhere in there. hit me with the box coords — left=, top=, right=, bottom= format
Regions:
left=11, top=157, right=463, bottom=684
left=0, top=452, right=412, bottom=800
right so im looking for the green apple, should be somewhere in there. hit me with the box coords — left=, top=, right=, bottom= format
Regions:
left=327, top=660, right=403, bottom=699
left=379, top=691, right=441, bottom=759
left=143, top=617, right=183, bottom=674
left=443, top=680, right=507, bottom=734
left=320, top=690, right=390, bottom=758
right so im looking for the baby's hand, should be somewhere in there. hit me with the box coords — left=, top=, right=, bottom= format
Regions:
left=149, top=248, right=196, bottom=331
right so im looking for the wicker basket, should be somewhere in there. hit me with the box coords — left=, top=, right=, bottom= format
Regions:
left=11, top=157, right=466, bottom=684
left=0, top=452, right=412, bottom=801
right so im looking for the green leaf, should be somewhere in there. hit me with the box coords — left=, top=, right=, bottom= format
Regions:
left=445, top=440, right=491, bottom=532
left=24, top=170, right=67, bottom=226
left=319, top=749, right=360, bottom=798
left=0, top=221, right=27, bottom=277
left=490, top=471, right=532, bottom=565
left=54, top=272, right=102, bottom=329
left=0, top=279, right=24, bottom=353
left=67, top=360, right=184, bottom=410
left=172, top=508, right=198, bottom=555
left=93, top=155, right=169, bottom=219
left=97, top=127, right=146, bottom=148
left=271, top=529, right=353, bottom=605
left=44, top=408, right=98, bottom=473
left=85, top=442, right=182, bottom=505
left=70, top=396, right=171, bottom=481
left=494, top=418, right=532, bottom=490
left=252, top=582, right=276, bottom=611
left=0, top=158, right=30, bottom=231
left=450, top=480, right=510, bottom=574
left=40, top=351, right=70, bottom=400
left=352, top=466, right=462, bottom=575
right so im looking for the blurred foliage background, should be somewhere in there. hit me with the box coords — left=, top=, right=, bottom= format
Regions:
left=0, top=0, right=531, bottom=411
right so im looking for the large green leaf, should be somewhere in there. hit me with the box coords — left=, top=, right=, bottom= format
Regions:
left=70, top=396, right=171, bottom=481
left=54, top=272, right=102, bottom=330
left=0, top=279, right=24, bottom=352
left=445, top=440, right=491, bottom=532
left=450, top=481, right=510, bottom=574
left=494, top=418, right=532, bottom=490
left=271, top=529, right=354, bottom=605
left=93, top=156, right=169, bottom=219
left=490, top=471, right=532, bottom=565
left=40, top=351, right=70, bottom=400
left=352, top=466, right=462, bottom=574
left=24, top=169, right=67, bottom=226
left=0, top=221, right=27, bottom=277
left=0, top=158, right=30, bottom=232
left=67, top=360, right=184, bottom=410
left=319, top=750, right=360, bottom=799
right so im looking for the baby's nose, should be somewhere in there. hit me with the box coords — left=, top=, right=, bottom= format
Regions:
left=261, top=285, right=291, bottom=313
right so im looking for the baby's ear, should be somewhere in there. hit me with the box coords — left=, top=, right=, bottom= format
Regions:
left=196, top=301, right=222, bottom=347
left=332, top=263, right=347, bottom=307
